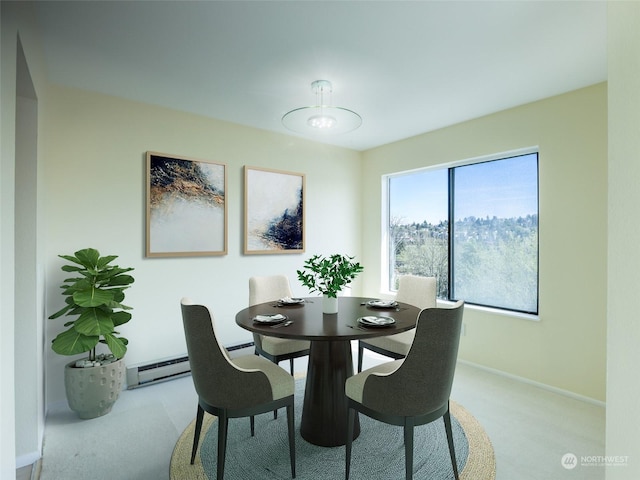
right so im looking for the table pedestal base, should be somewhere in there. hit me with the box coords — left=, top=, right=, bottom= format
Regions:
left=300, top=340, right=360, bottom=446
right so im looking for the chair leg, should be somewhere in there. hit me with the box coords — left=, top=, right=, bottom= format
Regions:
left=190, top=404, right=205, bottom=464
left=443, top=407, right=460, bottom=480
left=272, top=358, right=279, bottom=420
left=217, top=411, right=229, bottom=480
left=289, top=357, right=295, bottom=375
left=345, top=407, right=355, bottom=480
left=250, top=415, right=255, bottom=437
left=357, top=342, right=364, bottom=373
left=287, top=402, right=296, bottom=478
left=404, top=419, right=414, bottom=480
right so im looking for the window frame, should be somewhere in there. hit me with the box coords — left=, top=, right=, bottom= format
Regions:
left=383, top=147, right=539, bottom=316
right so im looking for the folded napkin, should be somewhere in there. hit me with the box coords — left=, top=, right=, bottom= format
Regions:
left=368, top=300, right=398, bottom=307
left=359, top=316, right=381, bottom=324
left=254, top=314, right=286, bottom=322
left=279, top=297, right=304, bottom=304
left=358, top=315, right=395, bottom=326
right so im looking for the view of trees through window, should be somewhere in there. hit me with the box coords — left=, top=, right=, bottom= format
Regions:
left=388, top=152, right=538, bottom=314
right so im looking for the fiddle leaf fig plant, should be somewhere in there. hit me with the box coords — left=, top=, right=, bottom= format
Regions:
left=297, top=253, right=364, bottom=298
left=48, top=248, right=134, bottom=361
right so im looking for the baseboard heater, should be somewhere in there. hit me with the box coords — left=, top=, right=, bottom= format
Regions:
left=126, top=341, right=254, bottom=389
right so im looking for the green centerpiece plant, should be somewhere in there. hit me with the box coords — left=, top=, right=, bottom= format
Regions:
left=297, top=254, right=364, bottom=313
left=48, top=247, right=135, bottom=418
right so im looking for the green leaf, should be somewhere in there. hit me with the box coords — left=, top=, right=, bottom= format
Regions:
left=73, top=248, right=100, bottom=269
left=63, top=278, right=92, bottom=293
left=73, top=286, right=114, bottom=307
left=110, top=290, right=126, bottom=304
left=48, top=303, right=74, bottom=320
left=111, top=311, right=132, bottom=327
left=75, top=308, right=114, bottom=336
left=96, top=255, right=118, bottom=269
left=51, top=328, right=99, bottom=356
left=103, top=332, right=127, bottom=359
left=58, top=254, right=83, bottom=266
left=61, top=265, right=84, bottom=273
left=106, top=274, right=135, bottom=286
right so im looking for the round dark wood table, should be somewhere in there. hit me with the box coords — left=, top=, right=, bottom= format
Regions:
left=235, top=296, right=420, bottom=447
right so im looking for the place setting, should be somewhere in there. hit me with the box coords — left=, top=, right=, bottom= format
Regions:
left=361, top=299, right=400, bottom=310
left=252, top=313, right=293, bottom=328
left=348, top=314, right=396, bottom=331
left=273, top=296, right=307, bottom=308
left=356, top=315, right=396, bottom=328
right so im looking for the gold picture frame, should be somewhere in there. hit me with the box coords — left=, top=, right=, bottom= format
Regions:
left=146, top=152, right=227, bottom=257
left=244, top=166, right=305, bottom=255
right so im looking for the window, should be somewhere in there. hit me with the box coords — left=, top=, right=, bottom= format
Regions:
left=387, top=151, right=538, bottom=314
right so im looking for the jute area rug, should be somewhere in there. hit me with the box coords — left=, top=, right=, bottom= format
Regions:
left=171, top=381, right=496, bottom=480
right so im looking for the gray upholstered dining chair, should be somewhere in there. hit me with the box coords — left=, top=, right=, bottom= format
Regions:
left=345, top=300, right=464, bottom=480
left=250, top=275, right=310, bottom=375
left=357, top=275, right=437, bottom=372
left=180, top=298, right=296, bottom=480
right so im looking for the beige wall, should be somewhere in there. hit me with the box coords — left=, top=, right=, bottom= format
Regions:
left=362, top=84, right=608, bottom=402
left=606, top=2, right=640, bottom=479
left=42, top=85, right=363, bottom=405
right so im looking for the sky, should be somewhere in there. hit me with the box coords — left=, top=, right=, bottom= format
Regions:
left=389, top=153, right=538, bottom=224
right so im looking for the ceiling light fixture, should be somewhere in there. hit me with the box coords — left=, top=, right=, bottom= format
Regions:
left=282, top=80, right=362, bottom=135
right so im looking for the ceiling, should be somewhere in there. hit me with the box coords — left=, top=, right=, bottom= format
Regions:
left=32, top=1, right=607, bottom=151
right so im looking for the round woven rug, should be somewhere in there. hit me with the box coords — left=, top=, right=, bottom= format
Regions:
left=171, top=380, right=495, bottom=480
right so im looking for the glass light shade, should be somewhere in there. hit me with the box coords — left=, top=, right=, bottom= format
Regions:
left=282, top=105, right=362, bottom=134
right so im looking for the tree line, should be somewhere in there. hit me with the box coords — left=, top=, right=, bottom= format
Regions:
left=391, top=214, right=538, bottom=312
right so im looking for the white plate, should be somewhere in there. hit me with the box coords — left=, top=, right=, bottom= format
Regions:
left=366, top=300, right=398, bottom=308
left=278, top=297, right=305, bottom=305
left=357, top=316, right=396, bottom=327
left=253, top=314, right=287, bottom=324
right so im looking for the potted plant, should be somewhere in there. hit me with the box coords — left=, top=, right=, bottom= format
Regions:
left=297, top=253, right=364, bottom=314
left=48, top=248, right=134, bottom=419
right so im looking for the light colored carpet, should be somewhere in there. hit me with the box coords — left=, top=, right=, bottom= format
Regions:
left=171, top=381, right=495, bottom=480
left=40, top=401, right=177, bottom=480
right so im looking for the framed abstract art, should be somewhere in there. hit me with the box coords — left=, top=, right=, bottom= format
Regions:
left=244, top=166, right=305, bottom=255
left=146, top=152, right=227, bottom=257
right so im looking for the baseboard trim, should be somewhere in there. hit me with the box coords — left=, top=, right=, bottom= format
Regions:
left=457, top=359, right=606, bottom=408
left=16, top=451, right=40, bottom=469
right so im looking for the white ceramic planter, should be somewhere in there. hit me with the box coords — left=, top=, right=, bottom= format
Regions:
left=322, top=294, right=338, bottom=314
left=64, top=357, right=125, bottom=419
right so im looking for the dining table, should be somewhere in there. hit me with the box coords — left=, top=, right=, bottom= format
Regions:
left=235, top=296, right=421, bottom=447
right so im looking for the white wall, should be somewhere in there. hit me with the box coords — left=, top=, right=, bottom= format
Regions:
left=606, top=3, right=640, bottom=479
left=0, top=13, right=18, bottom=477
left=1, top=2, right=49, bottom=476
left=15, top=91, right=43, bottom=467
left=42, top=85, right=363, bottom=405
left=361, top=84, right=608, bottom=402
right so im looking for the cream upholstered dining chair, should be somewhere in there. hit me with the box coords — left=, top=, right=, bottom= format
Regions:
left=345, top=300, right=465, bottom=480
left=357, top=275, right=437, bottom=372
left=249, top=275, right=310, bottom=375
left=180, top=298, right=296, bottom=480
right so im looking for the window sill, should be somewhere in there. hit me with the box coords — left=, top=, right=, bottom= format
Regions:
left=438, top=300, right=540, bottom=322
left=378, top=291, right=540, bottom=321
